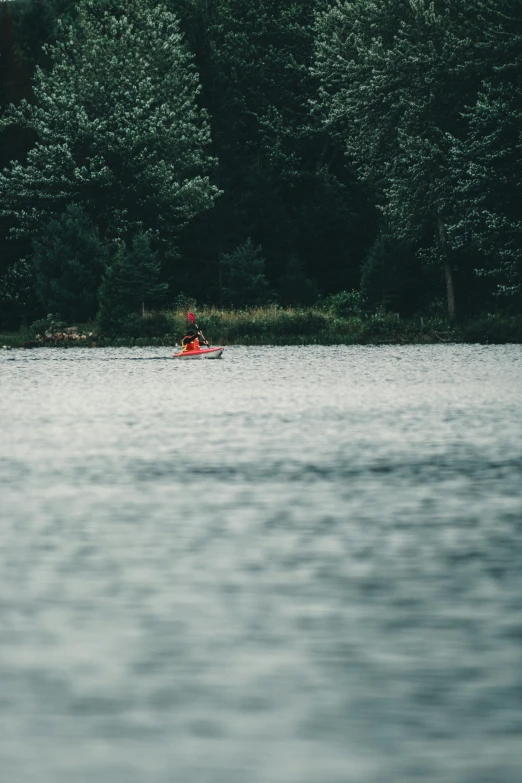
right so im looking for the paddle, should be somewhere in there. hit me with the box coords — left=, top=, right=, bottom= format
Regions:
left=187, top=311, right=209, bottom=346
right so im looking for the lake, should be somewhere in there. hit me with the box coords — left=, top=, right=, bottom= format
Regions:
left=1, top=344, right=521, bottom=783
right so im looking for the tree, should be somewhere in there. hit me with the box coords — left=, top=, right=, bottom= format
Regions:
left=0, top=1, right=40, bottom=304
left=278, top=256, right=317, bottom=306
left=361, top=229, right=423, bottom=315
left=0, top=258, right=39, bottom=328
left=10, top=0, right=78, bottom=67
left=170, top=0, right=370, bottom=297
left=0, top=0, right=219, bottom=253
left=221, top=238, right=271, bottom=307
left=0, top=1, right=25, bottom=108
left=314, top=0, right=491, bottom=321
left=448, top=1, right=522, bottom=301
left=97, top=233, right=168, bottom=330
left=31, top=203, right=107, bottom=321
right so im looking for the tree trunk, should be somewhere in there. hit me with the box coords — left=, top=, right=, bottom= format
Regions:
left=437, top=215, right=456, bottom=323
left=142, top=300, right=145, bottom=318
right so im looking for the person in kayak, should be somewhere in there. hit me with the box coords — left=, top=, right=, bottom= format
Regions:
left=181, top=328, right=208, bottom=351
left=181, top=329, right=199, bottom=351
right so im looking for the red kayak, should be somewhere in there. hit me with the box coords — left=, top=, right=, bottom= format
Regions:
left=173, top=346, right=224, bottom=359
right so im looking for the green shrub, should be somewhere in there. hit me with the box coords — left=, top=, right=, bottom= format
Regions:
left=106, top=312, right=172, bottom=338
left=172, top=291, right=198, bottom=311
left=461, top=314, right=522, bottom=344
left=360, top=311, right=402, bottom=340
left=30, top=313, right=67, bottom=336
left=319, top=290, right=366, bottom=318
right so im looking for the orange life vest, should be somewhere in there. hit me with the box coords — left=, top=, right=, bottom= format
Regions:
left=182, top=335, right=200, bottom=351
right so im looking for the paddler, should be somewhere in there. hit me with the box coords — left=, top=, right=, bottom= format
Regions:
left=181, top=328, right=200, bottom=352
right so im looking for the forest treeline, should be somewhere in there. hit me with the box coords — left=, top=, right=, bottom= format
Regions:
left=0, top=0, right=521, bottom=332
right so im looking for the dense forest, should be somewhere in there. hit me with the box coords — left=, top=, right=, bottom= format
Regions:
left=1, top=0, right=521, bottom=334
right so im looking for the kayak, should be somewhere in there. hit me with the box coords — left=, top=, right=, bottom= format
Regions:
left=172, top=346, right=224, bottom=360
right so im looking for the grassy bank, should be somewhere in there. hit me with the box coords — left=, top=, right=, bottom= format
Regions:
left=2, top=307, right=522, bottom=349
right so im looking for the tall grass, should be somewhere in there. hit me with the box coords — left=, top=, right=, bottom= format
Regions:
left=2, top=307, right=522, bottom=347
left=168, top=305, right=454, bottom=345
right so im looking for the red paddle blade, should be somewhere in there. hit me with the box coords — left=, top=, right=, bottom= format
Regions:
left=187, top=312, right=196, bottom=324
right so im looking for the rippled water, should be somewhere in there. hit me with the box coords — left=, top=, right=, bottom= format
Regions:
left=1, top=345, right=521, bottom=783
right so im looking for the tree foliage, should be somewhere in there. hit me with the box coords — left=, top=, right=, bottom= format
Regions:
left=169, top=0, right=368, bottom=300
left=278, top=256, right=318, bottom=307
left=97, top=233, right=168, bottom=330
left=221, top=238, right=272, bottom=307
left=32, top=203, right=107, bottom=320
left=0, top=0, right=521, bottom=326
left=314, top=0, right=495, bottom=319
left=0, top=0, right=219, bottom=248
left=448, top=1, right=522, bottom=299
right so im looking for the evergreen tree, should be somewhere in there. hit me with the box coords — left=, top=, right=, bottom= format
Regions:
left=278, top=256, right=317, bottom=306
left=221, top=238, right=271, bottom=307
left=0, top=1, right=24, bottom=108
left=171, top=0, right=369, bottom=297
left=361, top=230, right=422, bottom=315
left=361, top=233, right=392, bottom=314
left=32, top=203, right=107, bottom=321
left=97, top=233, right=168, bottom=330
left=314, top=0, right=490, bottom=321
left=0, top=258, right=39, bottom=328
left=0, top=0, right=219, bottom=251
left=0, top=1, right=38, bottom=302
left=11, top=0, right=78, bottom=67
left=449, top=1, right=522, bottom=301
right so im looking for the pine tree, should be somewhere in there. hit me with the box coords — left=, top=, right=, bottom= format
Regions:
left=0, top=258, right=39, bottom=328
left=278, top=256, right=317, bottom=306
left=314, top=0, right=491, bottom=321
left=448, top=1, right=522, bottom=300
left=0, top=1, right=23, bottom=107
left=97, top=233, right=168, bottom=330
left=221, top=238, right=271, bottom=307
left=32, top=203, right=107, bottom=321
left=171, top=0, right=367, bottom=297
left=361, top=229, right=422, bottom=315
left=11, top=0, right=78, bottom=66
left=361, top=233, right=391, bottom=313
left=0, top=0, right=219, bottom=249
left=0, top=0, right=32, bottom=170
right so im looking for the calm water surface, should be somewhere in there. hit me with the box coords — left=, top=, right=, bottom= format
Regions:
left=1, top=345, right=521, bottom=783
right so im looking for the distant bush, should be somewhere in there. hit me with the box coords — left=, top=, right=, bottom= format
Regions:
left=8, top=306, right=522, bottom=348
left=318, top=290, right=366, bottom=318
left=103, top=312, right=172, bottom=338
left=172, top=291, right=198, bottom=311
left=121, top=312, right=172, bottom=337
left=360, top=311, right=402, bottom=339
left=460, top=314, right=522, bottom=344
left=30, top=313, right=67, bottom=336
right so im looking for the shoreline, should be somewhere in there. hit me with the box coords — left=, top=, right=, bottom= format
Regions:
left=2, top=334, right=521, bottom=349
left=2, top=309, right=522, bottom=348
